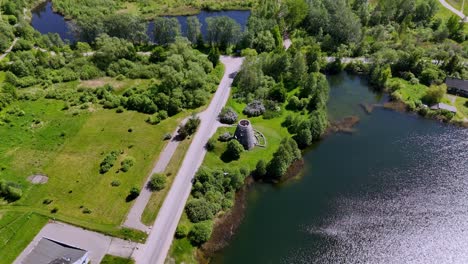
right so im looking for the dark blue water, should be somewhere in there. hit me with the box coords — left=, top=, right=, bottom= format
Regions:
left=31, top=1, right=250, bottom=43
left=213, top=73, right=468, bottom=263
left=146, top=10, right=250, bottom=41
left=31, top=1, right=75, bottom=42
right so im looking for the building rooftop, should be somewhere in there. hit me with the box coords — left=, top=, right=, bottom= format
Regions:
left=430, top=103, right=457, bottom=113
left=446, top=78, right=468, bottom=92
left=22, top=237, right=87, bottom=264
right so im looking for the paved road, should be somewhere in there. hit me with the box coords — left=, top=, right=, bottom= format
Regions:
left=14, top=221, right=141, bottom=264
left=123, top=127, right=182, bottom=232
left=438, top=0, right=467, bottom=22
left=133, top=56, right=244, bottom=264
left=0, top=38, right=18, bottom=60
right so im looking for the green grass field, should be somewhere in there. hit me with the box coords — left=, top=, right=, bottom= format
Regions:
left=0, top=212, right=48, bottom=264
left=100, top=255, right=135, bottom=264
left=0, top=95, right=191, bottom=243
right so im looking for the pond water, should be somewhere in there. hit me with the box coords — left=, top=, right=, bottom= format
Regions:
left=31, top=1, right=75, bottom=42
left=213, top=73, right=468, bottom=263
left=31, top=1, right=250, bottom=43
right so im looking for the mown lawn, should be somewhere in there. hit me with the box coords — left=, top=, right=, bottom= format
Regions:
left=100, top=254, right=135, bottom=264
left=141, top=137, right=193, bottom=226
left=0, top=97, right=188, bottom=241
left=454, top=96, right=468, bottom=120
left=0, top=212, right=48, bottom=264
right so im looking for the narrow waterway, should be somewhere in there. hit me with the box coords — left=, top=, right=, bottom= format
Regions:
left=213, top=73, right=468, bottom=263
left=30, top=1, right=250, bottom=43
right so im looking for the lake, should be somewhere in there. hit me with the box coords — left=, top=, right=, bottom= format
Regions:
left=213, top=73, right=468, bottom=263
left=30, top=1, right=250, bottom=43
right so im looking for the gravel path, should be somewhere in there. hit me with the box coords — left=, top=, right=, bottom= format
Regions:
left=133, top=56, right=244, bottom=264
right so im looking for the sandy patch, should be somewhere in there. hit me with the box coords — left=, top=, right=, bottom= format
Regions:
left=27, top=174, right=49, bottom=184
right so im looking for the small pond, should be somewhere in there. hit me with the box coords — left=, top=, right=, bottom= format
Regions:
left=31, top=1, right=250, bottom=43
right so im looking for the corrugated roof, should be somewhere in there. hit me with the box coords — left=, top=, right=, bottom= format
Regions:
left=22, top=238, right=87, bottom=264
left=446, top=78, right=468, bottom=92
left=430, top=103, right=457, bottom=113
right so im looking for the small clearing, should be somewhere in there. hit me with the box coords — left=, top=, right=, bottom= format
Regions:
left=27, top=174, right=49, bottom=184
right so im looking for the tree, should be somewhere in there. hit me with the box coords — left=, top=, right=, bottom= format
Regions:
left=127, top=187, right=140, bottom=201
left=148, top=173, right=167, bottom=191
left=186, top=16, right=201, bottom=44
left=423, top=84, right=446, bottom=105
left=370, top=63, right=391, bottom=89
left=284, top=0, right=309, bottom=29
left=218, top=107, right=238, bottom=124
left=93, top=34, right=136, bottom=70
left=185, top=198, right=215, bottom=223
left=294, top=129, right=312, bottom=148
left=206, top=16, right=241, bottom=49
left=447, top=15, right=465, bottom=42
left=188, top=221, right=213, bottom=245
left=225, top=140, right=244, bottom=160
left=178, top=115, right=201, bottom=139
left=254, top=159, right=267, bottom=178
left=103, top=13, right=148, bottom=43
left=153, top=17, right=181, bottom=46
left=208, top=47, right=220, bottom=66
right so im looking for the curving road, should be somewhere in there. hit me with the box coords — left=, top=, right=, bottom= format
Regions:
left=438, top=0, right=467, bottom=22
left=133, top=56, right=244, bottom=264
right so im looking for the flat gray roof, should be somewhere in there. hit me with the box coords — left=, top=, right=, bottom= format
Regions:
left=430, top=103, right=457, bottom=113
left=22, top=237, right=87, bottom=264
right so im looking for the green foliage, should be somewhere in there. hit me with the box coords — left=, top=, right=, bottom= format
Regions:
left=266, top=138, right=301, bottom=180
left=370, top=64, right=392, bottom=89
left=186, top=16, right=202, bottom=44
left=175, top=224, right=190, bottom=238
left=148, top=173, right=167, bottom=191
left=218, top=107, right=238, bottom=124
left=127, top=187, right=140, bottom=201
left=206, top=16, right=241, bottom=49
left=100, top=255, right=135, bottom=264
left=254, top=159, right=267, bottom=178
left=208, top=47, right=220, bottom=66
left=178, top=115, right=201, bottom=139
left=423, top=84, right=447, bottom=105
left=205, top=138, right=216, bottom=151
left=185, top=198, right=215, bottom=223
left=153, top=17, right=181, bottom=45
left=120, top=156, right=135, bottom=172
left=188, top=221, right=213, bottom=246
left=99, top=150, right=120, bottom=174
left=224, top=140, right=244, bottom=160
left=0, top=180, right=22, bottom=202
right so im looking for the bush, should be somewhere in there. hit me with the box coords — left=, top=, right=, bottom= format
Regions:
left=127, top=187, right=140, bottom=201
left=254, top=159, right=267, bottom=178
left=99, top=151, right=119, bottom=174
left=163, top=133, right=172, bottom=140
left=175, top=224, right=189, bottom=238
left=218, top=107, right=238, bottom=124
left=188, top=221, right=213, bottom=246
left=6, top=186, right=22, bottom=201
left=148, top=173, right=167, bottom=191
left=224, top=140, right=244, bottom=160
left=120, top=156, right=135, bottom=172
left=423, top=84, right=446, bottom=105
left=205, top=138, right=216, bottom=151
left=218, top=132, right=232, bottom=142
left=111, top=180, right=121, bottom=187
left=243, top=100, right=265, bottom=117
left=185, top=198, right=215, bottom=223
left=178, top=115, right=200, bottom=139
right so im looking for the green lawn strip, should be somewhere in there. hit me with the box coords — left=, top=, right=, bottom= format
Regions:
left=141, top=138, right=193, bottom=226
left=0, top=211, right=48, bottom=264
left=169, top=213, right=198, bottom=264
left=100, top=254, right=135, bottom=264
left=389, top=78, right=428, bottom=105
